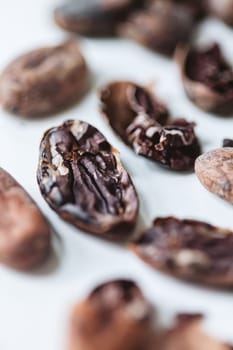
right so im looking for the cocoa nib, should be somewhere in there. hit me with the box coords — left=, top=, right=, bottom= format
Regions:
left=0, top=39, right=89, bottom=117
left=100, top=81, right=201, bottom=170
left=0, top=168, right=51, bottom=270
left=119, top=0, right=195, bottom=55
left=69, top=279, right=155, bottom=350
left=195, top=148, right=233, bottom=205
left=54, top=0, right=142, bottom=36
left=131, top=216, right=233, bottom=287
left=177, top=43, right=233, bottom=114
left=37, top=120, right=139, bottom=239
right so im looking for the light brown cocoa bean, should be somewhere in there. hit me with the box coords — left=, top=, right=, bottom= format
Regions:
left=0, top=39, right=89, bottom=117
left=195, top=148, right=233, bottom=204
left=0, top=168, right=51, bottom=270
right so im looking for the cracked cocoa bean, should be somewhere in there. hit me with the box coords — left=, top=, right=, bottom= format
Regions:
left=119, top=0, right=194, bottom=55
left=206, top=0, right=233, bottom=26
left=177, top=43, right=233, bottom=114
left=37, top=120, right=139, bottom=239
left=0, top=39, right=89, bottom=117
left=131, top=216, right=233, bottom=287
left=0, top=168, right=51, bottom=270
left=54, top=0, right=141, bottom=36
left=100, top=81, right=201, bottom=170
left=69, top=279, right=155, bottom=350
left=195, top=148, right=233, bottom=204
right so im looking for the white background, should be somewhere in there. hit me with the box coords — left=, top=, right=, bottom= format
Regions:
left=0, top=1, right=233, bottom=349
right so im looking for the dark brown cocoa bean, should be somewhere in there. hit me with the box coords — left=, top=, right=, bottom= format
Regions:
left=100, top=81, right=201, bottom=170
left=69, top=279, right=155, bottom=350
left=0, top=39, right=89, bottom=117
left=176, top=43, right=233, bottom=114
left=119, top=0, right=195, bottom=55
left=0, top=168, right=51, bottom=270
left=54, top=0, right=141, bottom=36
left=37, top=120, right=139, bottom=239
left=195, top=148, right=233, bottom=204
left=131, top=216, right=233, bottom=287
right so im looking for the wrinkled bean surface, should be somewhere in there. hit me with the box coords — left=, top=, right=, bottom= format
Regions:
left=37, top=120, right=138, bottom=238
left=131, top=216, right=233, bottom=287
left=101, top=81, right=200, bottom=170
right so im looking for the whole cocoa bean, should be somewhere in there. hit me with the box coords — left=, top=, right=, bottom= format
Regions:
left=195, top=148, right=233, bottom=204
left=37, top=120, right=139, bottom=240
left=0, top=39, right=89, bottom=117
left=69, top=279, right=155, bottom=350
left=0, top=168, right=51, bottom=270
left=131, top=216, right=233, bottom=287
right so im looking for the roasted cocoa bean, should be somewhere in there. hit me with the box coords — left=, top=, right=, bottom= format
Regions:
left=177, top=43, right=233, bottom=114
left=131, top=216, right=233, bottom=287
left=195, top=148, right=233, bottom=204
left=100, top=81, right=201, bottom=170
left=37, top=120, right=139, bottom=239
left=0, top=168, right=51, bottom=270
left=119, top=0, right=194, bottom=55
left=54, top=0, right=141, bottom=36
left=0, top=39, right=89, bottom=117
left=69, top=279, right=155, bottom=350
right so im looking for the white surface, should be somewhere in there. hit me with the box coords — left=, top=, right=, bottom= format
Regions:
left=0, top=1, right=233, bottom=349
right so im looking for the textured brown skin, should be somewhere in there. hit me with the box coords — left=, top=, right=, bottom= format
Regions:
left=37, top=120, right=139, bottom=241
left=176, top=46, right=233, bottom=115
left=206, top=0, right=233, bottom=25
left=0, top=168, right=51, bottom=270
left=0, top=39, right=89, bottom=117
left=159, top=314, right=232, bottom=350
left=69, top=280, right=155, bottom=350
left=131, top=216, right=233, bottom=288
left=195, top=148, right=233, bottom=205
